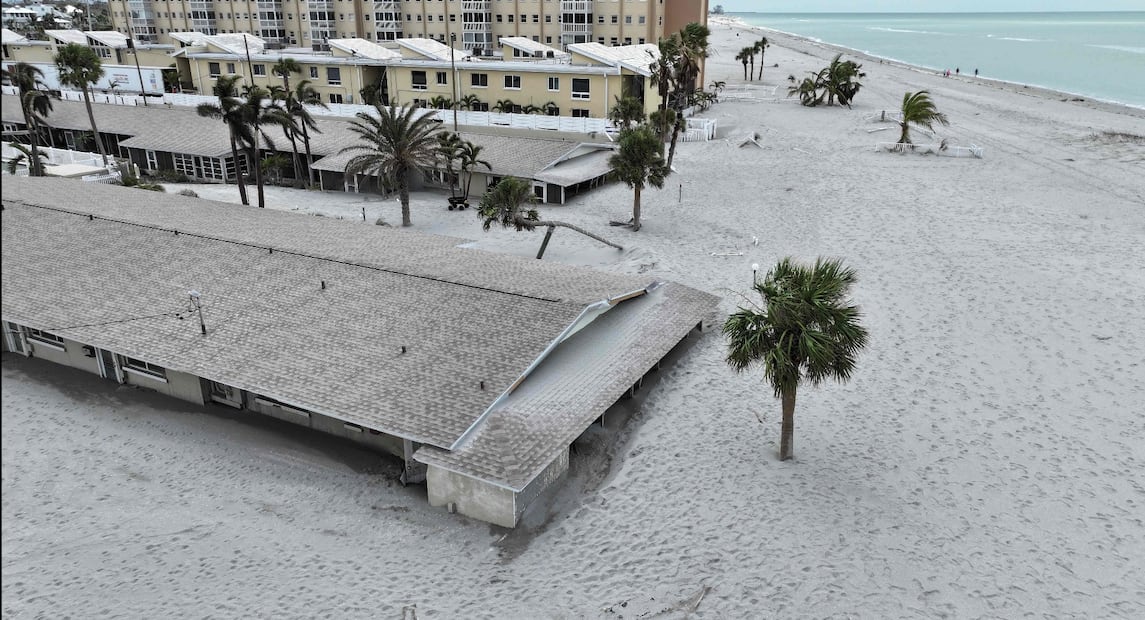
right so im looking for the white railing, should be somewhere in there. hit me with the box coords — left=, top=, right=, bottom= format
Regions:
left=1, top=143, right=110, bottom=168
left=876, top=142, right=984, bottom=158
left=82, top=170, right=124, bottom=184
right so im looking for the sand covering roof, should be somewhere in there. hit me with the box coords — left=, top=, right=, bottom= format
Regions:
left=1, top=177, right=715, bottom=489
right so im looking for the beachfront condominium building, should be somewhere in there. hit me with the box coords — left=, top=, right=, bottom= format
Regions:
left=105, top=0, right=707, bottom=51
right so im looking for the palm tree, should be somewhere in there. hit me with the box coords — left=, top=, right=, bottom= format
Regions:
left=898, top=91, right=949, bottom=145
left=2, top=63, right=53, bottom=177
left=435, top=131, right=463, bottom=199
left=648, top=35, right=680, bottom=142
left=458, top=93, right=482, bottom=111
left=608, top=95, right=645, bottom=129
left=609, top=125, right=668, bottom=232
left=788, top=74, right=823, bottom=107
left=289, top=79, right=327, bottom=186
left=271, top=58, right=304, bottom=180
left=756, top=37, right=769, bottom=81
left=428, top=95, right=453, bottom=110
left=340, top=103, right=442, bottom=227
left=824, top=54, right=864, bottom=107
left=55, top=43, right=109, bottom=166
left=197, top=75, right=252, bottom=205
left=239, top=85, right=288, bottom=208
left=457, top=140, right=491, bottom=201
left=492, top=98, right=516, bottom=113
left=667, top=22, right=710, bottom=170
left=477, top=177, right=622, bottom=259
left=735, top=48, right=750, bottom=81
left=723, top=257, right=869, bottom=461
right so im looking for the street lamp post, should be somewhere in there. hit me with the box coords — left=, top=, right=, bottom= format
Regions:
left=449, top=35, right=459, bottom=132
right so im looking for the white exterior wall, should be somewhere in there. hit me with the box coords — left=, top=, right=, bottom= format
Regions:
left=426, top=448, right=570, bottom=528
left=24, top=335, right=101, bottom=377
left=122, top=365, right=205, bottom=405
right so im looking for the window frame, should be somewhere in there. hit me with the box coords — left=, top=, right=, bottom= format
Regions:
left=26, top=328, right=65, bottom=350
left=571, top=77, right=590, bottom=100
left=122, top=356, right=168, bottom=382
left=504, top=74, right=521, bottom=90
left=471, top=73, right=488, bottom=88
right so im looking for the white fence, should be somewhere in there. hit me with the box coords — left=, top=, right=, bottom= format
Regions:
left=876, top=142, right=984, bottom=158
left=1, top=143, right=109, bottom=167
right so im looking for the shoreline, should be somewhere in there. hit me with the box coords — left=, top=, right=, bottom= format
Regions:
left=710, top=14, right=1145, bottom=118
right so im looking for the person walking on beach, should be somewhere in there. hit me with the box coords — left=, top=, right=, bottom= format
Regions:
left=974, top=68, right=979, bottom=77
left=956, top=67, right=960, bottom=75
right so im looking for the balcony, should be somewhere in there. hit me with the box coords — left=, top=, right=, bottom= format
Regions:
left=560, top=0, right=592, bottom=13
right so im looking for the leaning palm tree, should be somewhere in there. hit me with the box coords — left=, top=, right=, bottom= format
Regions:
left=897, top=90, right=949, bottom=145
left=667, top=22, right=710, bottom=170
left=724, top=257, right=869, bottom=461
left=340, top=103, right=442, bottom=227
left=55, top=43, right=109, bottom=166
left=648, top=35, right=680, bottom=142
left=271, top=58, right=304, bottom=180
left=478, top=177, right=622, bottom=259
left=289, top=79, right=327, bottom=186
left=788, top=71, right=825, bottom=107
left=2, top=63, right=53, bottom=177
left=756, top=37, right=769, bottom=81
left=609, top=125, right=668, bottom=232
left=272, top=58, right=301, bottom=92
left=824, top=54, right=864, bottom=107
left=197, top=75, right=252, bottom=205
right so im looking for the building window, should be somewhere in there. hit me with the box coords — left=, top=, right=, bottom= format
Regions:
left=545, top=15, right=550, bottom=22
left=436, top=71, right=447, bottom=85
left=572, top=108, right=590, bottom=118
left=504, top=75, right=520, bottom=89
left=208, top=62, right=221, bottom=77
left=639, top=16, right=645, bottom=24
left=571, top=77, right=589, bottom=99
left=330, top=93, right=344, bottom=103
left=122, top=356, right=167, bottom=380
left=226, top=62, right=236, bottom=74
left=26, top=328, right=65, bottom=348
left=625, top=15, right=631, bottom=24
left=623, top=37, right=631, bottom=45
left=611, top=15, right=617, bottom=24
left=547, top=76, right=559, bottom=91
left=145, top=150, right=158, bottom=170
left=253, top=64, right=266, bottom=76
left=412, top=70, right=427, bottom=89
left=310, top=66, right=319, bottom=78
left=327, top=67, right=341, bottom=85
left=471, top=73, right=488, bottom=87
left=173, top=153, right=196, bottom=178
left=597, top=15, right=603, bottom=24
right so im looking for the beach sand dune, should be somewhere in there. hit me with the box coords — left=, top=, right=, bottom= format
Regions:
left=4, top=16, right=1145, bottom=618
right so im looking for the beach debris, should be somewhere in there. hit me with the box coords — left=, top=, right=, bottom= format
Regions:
left=752, top=235, right=758, bottom=245
left=710, top=251, right=744, bottom=257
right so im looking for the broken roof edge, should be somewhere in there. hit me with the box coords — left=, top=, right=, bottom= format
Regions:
left=441, top=285, right=653, bottom=453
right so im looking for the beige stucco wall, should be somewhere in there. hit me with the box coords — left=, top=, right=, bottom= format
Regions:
left=3, top=44, right=55, bottom=63
left=185, top=55, right=377, bottom=104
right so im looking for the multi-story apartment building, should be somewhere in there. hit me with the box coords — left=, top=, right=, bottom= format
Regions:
left=106, top=0, right=707, bottom=52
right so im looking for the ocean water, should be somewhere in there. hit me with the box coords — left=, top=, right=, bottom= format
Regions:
left=732, top=12, right=1145, bottom=109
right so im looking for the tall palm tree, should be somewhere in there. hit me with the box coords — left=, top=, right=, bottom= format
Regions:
left=609, top=125, right=668, bottom=232
left=271, top=58, right=303, bottom=180
left=289, top=79, right=327, bottom=186
left=898, top=90, right=949, bottom=145
left=735, top=48, right=750, bottom=81
left=608, top=95, right=645, bottom=129
left=435, top=131, right=463, bottom=199
left=667, top=22, right=710, bottom=170
left=340, top=103, right=442, bottom=227
left=197, top=75, right=252, bottom=205
left=55, top=43, right=109, bottom=166
left=648, top=35, right=680, bottom=142
left=2, top=63, right=53, bottom=177
left=240, top=85, right=288, bottom=208
left=457, top=140, right=491, bottom=201
left=724, top=257, right=869, bottom=461
left=477, top=177, right=622, bottom=259
left=756, top=37, right=769, bottom=80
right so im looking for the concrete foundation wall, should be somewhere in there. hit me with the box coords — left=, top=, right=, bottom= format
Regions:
left=426, top=465, right=518, bottom=528
left=26, top=336, right=100, bottom=377
left=515, top=449, right=570, bottom=517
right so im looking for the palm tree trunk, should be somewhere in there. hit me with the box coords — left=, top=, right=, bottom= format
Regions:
left=288, top=131, right=302, bottom=185
left=81, top=86, right=109, bottom=166
left=23, top=110, right=44, bottom=177
left=301, top=122, right=315, bottom=187
left=228, top=133, right=250, bottom=205
left=533, top=218, right=623, bottom=251
left=898, top=122, right=910, bottom=145
left=667, top=111, right=684, bottom=171
left=749, top=58, right=754, bottom=81
left=779, top=387, right=796, bottom=461
left=632, top=185, right=642, bottom=232
left=535, top=225, right=555, bottom=259
left=758, top=50, right=766, bottom=80
left=399, top=179, right=412, bottom=227
left=252, top=140, right=266, bottom=208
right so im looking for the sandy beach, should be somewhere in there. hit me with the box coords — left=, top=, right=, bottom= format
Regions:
left=4, top=15, right=1145, bottom=618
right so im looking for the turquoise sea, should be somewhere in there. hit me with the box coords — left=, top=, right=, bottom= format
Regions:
left=732, top=12, right=1145, bottom=109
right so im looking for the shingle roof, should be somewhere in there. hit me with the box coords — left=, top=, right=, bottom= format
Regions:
left=416, top=282, right=717, bottom=490
left=2, top=178, right=673, bottom=457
